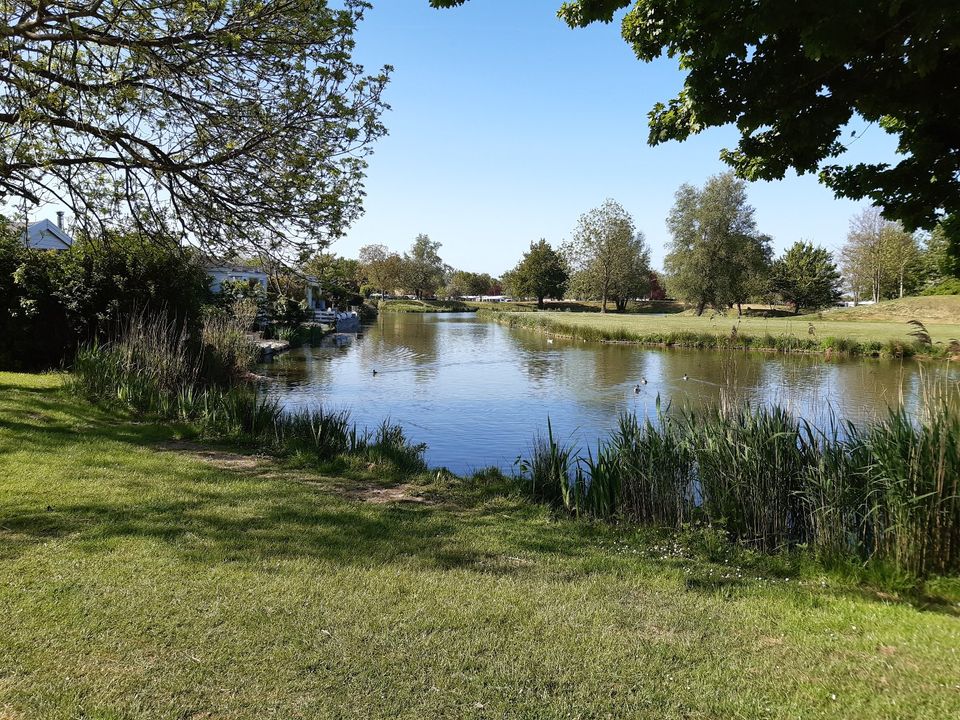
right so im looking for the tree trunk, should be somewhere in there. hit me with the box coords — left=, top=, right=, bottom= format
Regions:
left=695, top=300, right=706, bottom=316
left=537, top=296, right=544, bottom=309
left=736, top=302, right=743, bottom=317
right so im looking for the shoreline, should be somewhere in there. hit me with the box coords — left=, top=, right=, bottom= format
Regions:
left=480, top=309, right=958, bottom=360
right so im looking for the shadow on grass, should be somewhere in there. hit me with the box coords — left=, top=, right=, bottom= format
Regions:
left=2, top=381, right=957, bottom=616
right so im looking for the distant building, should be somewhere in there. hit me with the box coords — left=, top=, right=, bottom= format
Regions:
left=206, top=264, right=270, bottom=294
left=21, top=213, right=73, bottom=250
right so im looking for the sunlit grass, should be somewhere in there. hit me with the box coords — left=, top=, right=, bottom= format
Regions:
left=1, top=372, right=959, bottom=718
left=489, top=309, right=960, bottom=355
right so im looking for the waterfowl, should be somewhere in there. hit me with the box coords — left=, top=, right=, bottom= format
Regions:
left=682, top=373, right=689, bottom=381
left=634, top=384, right=641, bottom=394
left=640, top=377, right=648, bottom=385
left=547, top=338, right=554, bottom=344
left=372, top=369, right=378, bottom=376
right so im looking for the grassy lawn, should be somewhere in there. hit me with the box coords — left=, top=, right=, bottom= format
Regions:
left=818, top=295, right=960, bottom=324
left=1, top=372, right=959, bottom=718
left=379, top=299, right=477, bottom=313
left=489, top=296, right=960, bottom=351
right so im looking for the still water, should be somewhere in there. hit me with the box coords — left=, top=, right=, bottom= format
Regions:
left=259, top=313, right=958, bottom=474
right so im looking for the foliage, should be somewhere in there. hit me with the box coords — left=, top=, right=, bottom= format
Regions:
left=664, top=173, right=771, bottom=315
left=768, top=242, right=842, bottom=313
left=502, top=239, right=568, bottom=308
left=359, top=243, right=405, bottom=297
left=0, top=224, right=210, bottom=370
left=922, top=222, right=960, bottom=284
left=444, top=270, right=497, bottom=298
left=563, top=200, right=649, bottom=313
left=920, top=278, right=960, bottom=297
left=841, top=207, right=923, bottom=302
left=0, top=0, right=390, bottom=259
left=402, top=234, right=446, bottom=299
left=518, top=399, right=960, bottom=577
left=303, top=252, right=363, bottom=305
left=200, top=308, right=260, bottom=384
left=433, top=1, right=960, bottom=255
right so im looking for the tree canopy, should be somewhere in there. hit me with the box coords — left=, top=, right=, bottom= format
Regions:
left=840, top=208, right=922, bottom=303
left=563, top=199, right=647, bottom=313
left=768, top=242, right=842, bottom=314
left=403, top=234, right=446, bottom=299
left=431, top=1, right=960, bottom=252
left=504, top=239, right=568, bottom=309
left=664, top=173, right=770, bottom=315
left=1, top=1, right=390, bottom=258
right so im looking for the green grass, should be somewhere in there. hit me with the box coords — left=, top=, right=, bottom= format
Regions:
left=466, top=299, right=686, bottom=314
left=487, top=304, right=960, bottom=356
left=819, top=295, right=960, bottom=323
left=2, top=372, right=959, bottom=718
left=379, top=299, right=477, bottom=313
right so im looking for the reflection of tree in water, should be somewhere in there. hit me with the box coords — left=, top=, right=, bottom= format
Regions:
left=376, top=314, right=440, bottom=366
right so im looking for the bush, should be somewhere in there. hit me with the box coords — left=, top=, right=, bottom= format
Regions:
left=0, top=225, right=210, bottom=370
left=920, top=278, right=960, bottom=296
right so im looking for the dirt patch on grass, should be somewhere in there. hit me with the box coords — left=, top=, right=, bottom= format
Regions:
left=157, top=441, right=263, bottom=471
left=342, top=482, right=431, bottom=505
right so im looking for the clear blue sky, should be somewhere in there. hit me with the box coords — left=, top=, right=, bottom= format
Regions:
left=339, top=0, right=898, bottom=275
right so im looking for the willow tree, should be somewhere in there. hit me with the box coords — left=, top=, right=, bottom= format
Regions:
left=1, top=1, right=390, bottom=258
left=665, top=173, right=770, bottom=316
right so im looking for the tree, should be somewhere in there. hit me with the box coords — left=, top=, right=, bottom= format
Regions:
left=768, top=242, right=842, bottom=314
left=841, top=208, right=921, bottom=303
left=446, top=270, right=495, bottom=298
left=303, top=252, right=363, bottom=304
left=922, top=223, right=960, bottom=284
left=505, top=239, right=568, bottom=309
left=403, top=234, right=445, bottom=299
left=563, top=200, right=646, bottom=313
left=1, top=1, right=390, bottom=258
left=359, top=244, right=404, bottom=298
left=592, top=232, right=651, bottom=312
left=664, top=173, right=771, bottom=315
left=431, top=1, right=960, bottom=253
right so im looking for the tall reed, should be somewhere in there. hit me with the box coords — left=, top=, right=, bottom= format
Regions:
left=70, top=310, right=427, bottom=473
left=519, top=397, right=960, bottom=577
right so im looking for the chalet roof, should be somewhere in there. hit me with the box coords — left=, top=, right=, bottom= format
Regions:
left=21, top=219, right=73, bottom=249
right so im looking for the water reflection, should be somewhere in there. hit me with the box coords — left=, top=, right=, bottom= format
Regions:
left=259, top=313, right=959, bottom=474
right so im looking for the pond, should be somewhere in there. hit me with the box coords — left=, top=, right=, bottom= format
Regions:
left=258, top=313, right=958, bottom=474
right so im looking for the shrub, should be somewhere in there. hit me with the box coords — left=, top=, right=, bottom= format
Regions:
left=1, top=224, right=210, bottom=370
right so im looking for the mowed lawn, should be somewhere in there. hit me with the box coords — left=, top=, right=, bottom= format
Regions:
left=522, top=296, right=960, bottom=345
left=1, top=373, right=959, bottom=719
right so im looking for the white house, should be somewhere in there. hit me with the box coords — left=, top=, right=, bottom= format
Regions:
left=21, top=213, right=73, bottom=250
left=206, top=264, right=270, bottom=294
left=206, top=265, right=326, bottom=312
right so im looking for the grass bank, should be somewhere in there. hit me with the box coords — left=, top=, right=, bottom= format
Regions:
left=466, top=299, right=685, bottom=314
left=379, top=299, right=477, bottom=313
left=1, top=372, right=959, bottom=718
left=485, top=306, right=960, bottom=357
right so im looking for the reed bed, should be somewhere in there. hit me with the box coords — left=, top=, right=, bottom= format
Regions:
left=70, top=312, right=427, bottom=472
left=519, top=400, right=960, bottom=577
